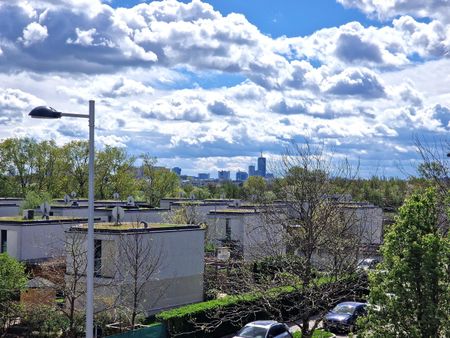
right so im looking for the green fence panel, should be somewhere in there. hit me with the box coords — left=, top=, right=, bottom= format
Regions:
left=106, top=324, right=167, bottom=338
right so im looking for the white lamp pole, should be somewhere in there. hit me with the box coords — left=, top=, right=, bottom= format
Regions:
left=86, top=100, right=95, bottom=338
left=29, top=100, right=96, bottom=338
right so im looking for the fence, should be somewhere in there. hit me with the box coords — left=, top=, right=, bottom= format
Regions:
left=106, top=323, right=166, bottom=338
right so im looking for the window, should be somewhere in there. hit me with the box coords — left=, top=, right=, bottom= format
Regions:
left=94, top=239, right=102, bottom=277
left=225, top=218, right=231, bottom=241
left=0, top=230, right=6, bottom=253
left=268, top=324, right=288, bottom=337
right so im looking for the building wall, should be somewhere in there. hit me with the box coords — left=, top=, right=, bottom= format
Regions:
left=0, top=205, right=20, bottom=217
left=206, top=212, right=285, bottom=261
left=65, top=227, right=205, bottom=315
left=0, top=222, right=76, bottom=261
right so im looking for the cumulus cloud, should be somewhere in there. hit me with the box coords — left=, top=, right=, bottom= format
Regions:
left=0, top=88, right=44, bottom=125
left=0, top=0, right=449, bottom=177
left=208, top=101, right=235, bottom=116
left=133, top=97, right=210, bottom=122
left=20, top=22, right=48, bottom=46
left=335, top=33, right=383, bottom=63
left=337, top=0, right=450, bottom=23
left=281, top=18, right=450, bottom=69
left=323, top=68, right=386, bottom=98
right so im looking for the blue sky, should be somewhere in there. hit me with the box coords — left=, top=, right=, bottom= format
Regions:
left=0, top=0, right=449, bottom=179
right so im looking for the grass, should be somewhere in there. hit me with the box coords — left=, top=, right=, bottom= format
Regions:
left=74, top=222, right=189, bottom=230
left=292, top=330, right=333, bottom=338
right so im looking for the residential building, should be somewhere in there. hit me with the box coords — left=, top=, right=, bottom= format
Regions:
left=0, top=217, right=92, bottom=262
left=207, top=208, right=285, bottom=261
left=66, top=223, right=205, bottom=314
left=0, top=204, right=20, bottom=217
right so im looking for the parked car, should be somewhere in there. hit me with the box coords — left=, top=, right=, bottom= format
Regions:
left=357, top=258, right=380, bottom=271
left=323, top=301, right=367, bottom=333
left=233, top=320, right=292, bottom=338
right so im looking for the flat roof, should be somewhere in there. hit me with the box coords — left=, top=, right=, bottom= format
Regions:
left=208, top=209, right=260, bottom=215
left=0, top=216, right=97, bottom=226
left=70, top=222, right=201, bottom=233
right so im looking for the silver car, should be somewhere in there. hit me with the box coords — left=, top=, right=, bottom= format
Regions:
left=233, top=320, right=292, bottom=338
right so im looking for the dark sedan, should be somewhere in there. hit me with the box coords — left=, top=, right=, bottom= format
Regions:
left=323, top=301, right=367, bottom=333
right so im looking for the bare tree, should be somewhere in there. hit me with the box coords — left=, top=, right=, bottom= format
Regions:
left=114, top=230, right=166, bottom=328
left=41, top=232, right=87, bottom=337
left=192, top=141, right=374, bottom=338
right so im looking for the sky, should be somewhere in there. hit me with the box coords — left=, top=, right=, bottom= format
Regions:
left=0, top=0, right=449, bottom=178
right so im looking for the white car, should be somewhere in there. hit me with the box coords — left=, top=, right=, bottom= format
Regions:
left=233, top=320, right=292, bottom=338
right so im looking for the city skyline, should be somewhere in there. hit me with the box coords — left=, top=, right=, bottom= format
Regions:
left=0, top=1, right=449, bottom=178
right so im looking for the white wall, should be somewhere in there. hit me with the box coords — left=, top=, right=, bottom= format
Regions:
left=65, top=227, right=205, bottom=314
left=0, top=222, right=79, bottom=261
left=0, top=205, right=20, bottom=217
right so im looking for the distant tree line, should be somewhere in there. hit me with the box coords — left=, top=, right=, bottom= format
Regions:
left=0, top=137, right=431, bottom=208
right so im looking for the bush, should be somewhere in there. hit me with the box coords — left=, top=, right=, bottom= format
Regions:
left=20, top=305, right=69, bottom=337
left=156, top=275, right=364, bottom=337
left=292, top=330, right=333, bottom=338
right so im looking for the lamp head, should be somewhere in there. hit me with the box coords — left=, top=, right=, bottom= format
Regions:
left=29, top=106, right=62, bottom=119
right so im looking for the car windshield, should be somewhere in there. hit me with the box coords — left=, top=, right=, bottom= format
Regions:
left=332, top=304, right=356, bottom=315
left=358, top=260, right=371, bottom=267
left=237, top=326, right=267, bottom=338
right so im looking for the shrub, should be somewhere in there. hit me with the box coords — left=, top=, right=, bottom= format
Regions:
left=156, top=275, right=364, bottom=337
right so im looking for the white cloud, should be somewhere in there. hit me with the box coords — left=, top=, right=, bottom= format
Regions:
left=323, top=68, right=386, bottom=98
left=337, top=0, right=450, bottom=23
left=0, top=88, right=44, bottom=125
left=0, top=0, right=449, bottom=177
left=20, top=22, right=48, bottom=47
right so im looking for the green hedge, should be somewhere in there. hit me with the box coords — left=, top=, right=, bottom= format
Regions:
left=156, top=275, right=366, bottom=337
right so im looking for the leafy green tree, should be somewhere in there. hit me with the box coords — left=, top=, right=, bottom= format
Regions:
left=220, top=181, right=243, bottom=199
left=140, top=154, right=180, bottom=207
left=0, top=254, right=28, bottom=333
left=21, top=191, right=53, bottom=211
left=0, top=138, right=39, bottom=197
left=59, top=141, right=90, bottom=197
left=360, top=188, right=450, bottom=338
left=95, top=146, right=137, bottom=199
left=243, top=176, right=266, bottom=202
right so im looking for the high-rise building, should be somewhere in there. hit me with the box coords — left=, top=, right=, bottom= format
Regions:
left=257, top=153, right=266, bottom=177
left=236, top=171, right=248, bottom=181
left=198, top=173, right=210, bottom=180
left=218, top=170, right=231, bottom=181
left=171, top=167, right=181, bottom=176
left=248, top=165, right=256, bottom=177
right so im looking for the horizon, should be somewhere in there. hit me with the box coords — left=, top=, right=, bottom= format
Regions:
left=0, top=1, right=449, bottom=178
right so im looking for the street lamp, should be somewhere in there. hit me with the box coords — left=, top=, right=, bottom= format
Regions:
left=29, top=101, right=96, bottom=338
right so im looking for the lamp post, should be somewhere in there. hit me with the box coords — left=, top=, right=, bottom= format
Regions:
left=29, top=101, right=96, bottom=338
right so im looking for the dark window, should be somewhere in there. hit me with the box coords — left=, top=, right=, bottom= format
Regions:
left=225, top=218, right=231, bottom=241
left=1, top=230, right=7, bottom=253
left=94, top=239, right=102, bottom=277
left=268, top=324, right=288, bottom=337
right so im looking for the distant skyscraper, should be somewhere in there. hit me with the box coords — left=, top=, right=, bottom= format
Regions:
left=218, top=170, right=231, bottom=181
left=171, top=167, right=181, bottom=176
left=248, top=165, right=256, bottom=177
left=236, top=171, right=248, bottom=181
left=257, top=153, right=266, bottom=177
left=198, top=173, right=210, bottom=180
